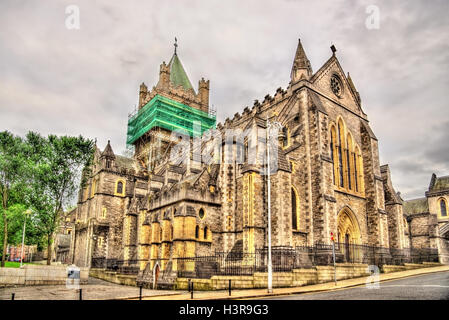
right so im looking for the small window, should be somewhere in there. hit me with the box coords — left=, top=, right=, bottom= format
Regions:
left=282, top=127, right=289, bottom=148
left=117, top=181, right=123, bottom=194
left=204, top=227, right=208, bottom=240
left=195, top=225, right=199, bottom=239
left=199, top=208, right=205, bottom=219
left=102, top=207, right=107, bottom=219
left=441, top=199, right=447, bottom=217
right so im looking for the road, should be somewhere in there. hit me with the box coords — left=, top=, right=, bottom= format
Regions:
left=263, top=271, right=449, bottom=300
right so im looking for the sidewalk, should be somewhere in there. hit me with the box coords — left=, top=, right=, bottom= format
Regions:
left=135, top=265, right=449, bottom=300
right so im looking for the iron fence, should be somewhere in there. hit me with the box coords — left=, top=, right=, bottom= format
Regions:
left=176, top=244, right=439, bottom=279
left=91, top=258, right=139, bottom=275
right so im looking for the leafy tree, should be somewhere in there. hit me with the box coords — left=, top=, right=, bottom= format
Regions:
left=26, top=132, right=94, bottom=265
left=0, top=131, right=27, bottom=267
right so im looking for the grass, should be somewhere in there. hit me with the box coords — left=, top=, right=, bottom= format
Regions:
left=3, top=261, right=33, bottom=268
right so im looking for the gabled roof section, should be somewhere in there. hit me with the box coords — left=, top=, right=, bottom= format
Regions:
left=168, top=53, right=194, bottom=92
left=309, top=51, right=365, bottom=117
left=430, top=175, right=449, bottom=192
left=403, top=197, right=429, bottom=215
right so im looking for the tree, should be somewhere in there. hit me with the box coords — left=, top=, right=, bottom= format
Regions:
left=26, top=132, right=94, bottom=265
left=0, top=131, right=28, bottom=267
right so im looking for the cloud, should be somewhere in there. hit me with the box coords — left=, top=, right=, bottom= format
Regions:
left=0, top=0, right=448, bottom=200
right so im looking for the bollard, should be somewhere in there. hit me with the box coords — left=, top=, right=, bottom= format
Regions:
left=229, top=279, right=232, bottom=296
left=139, top=285, right=143, bottom=300
left=79, top=288, right=82, bottom=300
left=191, top=282, right=194, bottom=299
left=188, top=279, right=191, bottom=292
left=11, top=293, right=15, bottom=300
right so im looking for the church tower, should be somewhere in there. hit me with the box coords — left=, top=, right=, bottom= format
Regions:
left=126, top=39, right=216, bottom=172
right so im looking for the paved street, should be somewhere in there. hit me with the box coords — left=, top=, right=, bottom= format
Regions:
left=0, top=277, right=186, bottom=300
left=263, top=271, right=449, bottom=300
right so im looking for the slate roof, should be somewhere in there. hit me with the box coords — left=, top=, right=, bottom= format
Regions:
left=403, top=197, right=429, bottom=215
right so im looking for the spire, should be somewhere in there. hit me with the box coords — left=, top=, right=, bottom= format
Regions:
left=174, top=37, right=178, bottom=55
left=168, top=39, right=194, bottom=91
left=291, top=38, right=312, bottom=82
left=101, top=140, right=116, bottom=159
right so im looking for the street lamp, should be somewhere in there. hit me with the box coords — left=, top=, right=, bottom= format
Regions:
left=20, top=209, right=32, bottom=267
left=265, top=115, right=281, bottom=294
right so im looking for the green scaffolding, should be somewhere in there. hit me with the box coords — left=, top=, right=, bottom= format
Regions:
left=126, top=94, right=216, bottom=145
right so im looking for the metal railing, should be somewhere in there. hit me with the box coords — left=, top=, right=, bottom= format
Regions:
left=91, top=258, right=139, bottom=275
left=176, top=244, right=439, bottom=279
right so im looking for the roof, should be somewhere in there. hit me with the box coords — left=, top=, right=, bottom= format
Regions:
left=168, top=53, right=194, bottom=91
left=430, top=175, right=449, bottom=192
left=101, top=140, right=116, bottom=159
left=403, top=197, right=429, bottom=215
left=115, top=155, right=135, bottom=170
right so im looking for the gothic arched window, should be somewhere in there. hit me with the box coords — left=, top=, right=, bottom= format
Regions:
left=337, top=120, right=345, bottom=188
left=330, top=126, right=335, bottom=184
left=203, top=226, right=208, bottom=240
left=291, top=187, right=299, bottom=230
left=116, top=181, right=123, bottom=194
left=346, top=134, right=353, bottom=191
left=440, top=199, right=447, bottom=217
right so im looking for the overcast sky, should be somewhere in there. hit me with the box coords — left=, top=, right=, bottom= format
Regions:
left=1, top=0, right=448, bottom=200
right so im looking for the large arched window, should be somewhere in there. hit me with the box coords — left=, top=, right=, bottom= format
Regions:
left=440, top=199, right=448, bottom=217
left=330, top=126, right=337, bottom=184
left=291, top=187, right=299, bottom=230
left=346, top=134, right=353, bottom=191
left=337, top=120, right=345, bottom=188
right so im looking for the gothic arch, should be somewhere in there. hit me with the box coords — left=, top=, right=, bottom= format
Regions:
left=337, top=207, right=361, bottom=245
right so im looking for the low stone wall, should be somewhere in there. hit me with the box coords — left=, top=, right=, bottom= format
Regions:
left=89, top=268, right=136, bottom=286
left=0, top=265, right=88, bottom=287
left=175, top=263, right=371, bottom=291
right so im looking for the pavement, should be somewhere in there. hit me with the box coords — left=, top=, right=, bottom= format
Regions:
left=0, top=277, right=187, bottom=300
left=137, top=264, right=449, bottom=300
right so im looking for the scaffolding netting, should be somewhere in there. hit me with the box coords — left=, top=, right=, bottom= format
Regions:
left=126, top=94, right=216, bottom=145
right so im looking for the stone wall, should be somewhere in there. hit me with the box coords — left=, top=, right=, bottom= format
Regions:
left=0, top=265, right=89, bottom=287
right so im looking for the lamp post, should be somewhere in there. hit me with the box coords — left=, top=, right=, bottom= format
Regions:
left=266, top=115, right=273, bottom=293
left=20, top=209, right=32, bottom=267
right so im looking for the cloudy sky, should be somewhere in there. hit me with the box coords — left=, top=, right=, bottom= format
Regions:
left=1, top=0, right=448, bottom=200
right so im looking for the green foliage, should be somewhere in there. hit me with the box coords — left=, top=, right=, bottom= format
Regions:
left=0, top=131, right=94, bottom=265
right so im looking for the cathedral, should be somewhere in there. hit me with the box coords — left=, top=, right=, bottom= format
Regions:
left=68, top=39, right=449, bottom=287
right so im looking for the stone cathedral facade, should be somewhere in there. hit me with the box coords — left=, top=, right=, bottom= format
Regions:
left=68, top=39, right=449, bottom=282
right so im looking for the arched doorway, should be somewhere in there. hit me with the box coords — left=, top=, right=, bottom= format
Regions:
left=337, top=208, right=362, bottom=262
left=152, top=262, right=160, bottom=289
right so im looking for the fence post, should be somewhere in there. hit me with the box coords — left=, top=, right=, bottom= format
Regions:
left=11, top=293, right=15, bottom=300
left=191, top=282, right=194, bottom=299
left=139, top=285, right=143, bottom=300
left=229, top=279, right=231, bottom=296
left=79, top=288, right=82, bottom=300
